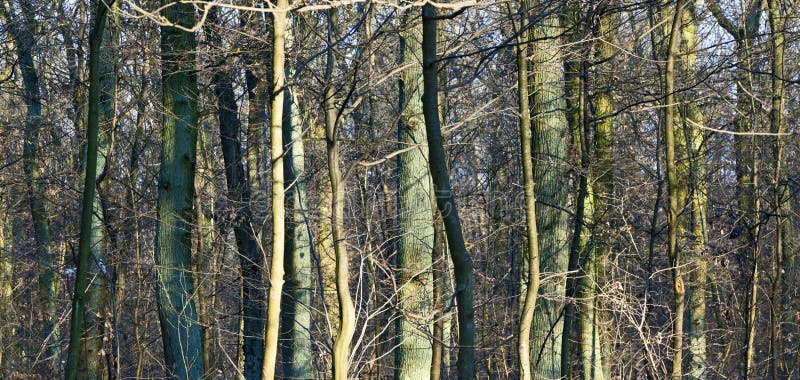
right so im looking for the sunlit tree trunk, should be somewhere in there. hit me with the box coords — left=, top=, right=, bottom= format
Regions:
left=262, top=0, right=289, bottom=378
left=154, top=1, right=204, bottom=377
left=514, top=3, right=541, bottom=378
left=395, top=10, right=434, bottom=380
left=529, top=3, right=570, bottom=377
left=322, top=8, right=356, bottom=380
left=281, top=14, right=312, bottom=378
left=678, top=3, right=708, bottom=378
left=579, top=3, right=616, bottom=377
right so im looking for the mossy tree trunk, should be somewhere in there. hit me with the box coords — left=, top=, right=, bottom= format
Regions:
left=0, top=0, right=61, bottom=370
left=65, top=1, right=118, bottom=378
left=154, top=1, right=204, bottom=378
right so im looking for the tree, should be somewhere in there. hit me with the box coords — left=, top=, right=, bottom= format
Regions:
left=528, top=1, right=570, bottom=377
left=324, top=8, right=357, bottom=380
left=422, top=4, right=475, bottom=378
left=153, top=1, right=204, bottom=377
left=65, top=1, right=117, bottom=378
left=664, top=1, right=686, bottom=377
left=677, top=2, right=709, bottom=378
left=395, top=9, right=435, bottom=380
left=767, top=0, right=789, bottom=376
left=281, top=13, right=313, bottom=379
left=0, top=0, right=61, bottom=371
left=514, top=2, right=541, bottom=379
left=262, top=0, right=289, bottom=377
left=206, top=7, right=265, bottom=379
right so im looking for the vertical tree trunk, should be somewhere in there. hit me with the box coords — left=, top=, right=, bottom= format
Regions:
left=705, top=4, right=763, bottom=375
left=0, top=196, right=13, bottom=372
left=281, top=15, right=313, bottom=378
left=154, top=1, right=204, bottom=378
left=529, top=3, right=570, bottom=377
left=65, top=1, right=117, bottom=378
left=421, top=5, right=475, bottom=379
left=664, top=2, right=685, bottom=378
left=262, top=0, right=289, bottom=378
left=679, top=3, right=708, bottom=378
left=323, top=9, right=356, bottom=380
left=586, top=4, right=617, bottom=378
left=206, top=7, right=266, bottom=380
left=395, top=10, right=435, bottom=380
left=0, top=0, right=60, bottom=370
left=514, top=3, right=541, bottom=379
left=767, top=0, right=786, bottom=376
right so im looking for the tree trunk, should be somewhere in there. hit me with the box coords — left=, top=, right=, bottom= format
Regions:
left=395, top=10, right=435, bottom=380
left=281, top=15, right=313, bottom=378
left=514, top=3, right=541, bottom=379
left=664, top=2, right=685, bottom=378
left=529, top=4, right=570, bottom=377
left=65, top=1, right=117, bottom=378
left=679, top=3, right=708, bottom=378
left=323, top=9, right=357, bottom=380
left=421, top=5, right=475, bottom=379
left=578, top=4, right=617, bottom=378
left=262, top=0, right=289, bottom=377
left=206, top=7, right=266, bottom=380
left=0, top=0, right=60, bottom=371
left=154, top=1, right=204, bottom=378
left=767, top=0, right=787, bottom=376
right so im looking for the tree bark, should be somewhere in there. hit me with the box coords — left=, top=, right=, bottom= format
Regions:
left=280, top=14, right=313, bottom=378
left=664, top=1, right=685, bottom=378
left=514, top=3, right=541, bottom=379
left=154, top=1, right=204, bottom=378
left=421, top=5, right=475, bottom=379
left=767, top=0, right=787, bottom=376
left=395, top=9, right=435, bottom=380
left=529, top=3, right=570, bottom=377
left=65, top=1, right=117, bottom=378
left=0, top=0, right=61, bottom=370
left=262, top=0, right=289, bottom=378
left=206, top=7, right=266, bottom=380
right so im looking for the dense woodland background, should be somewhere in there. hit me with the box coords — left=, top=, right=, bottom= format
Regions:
left=0, top=0, right=798, bottom=379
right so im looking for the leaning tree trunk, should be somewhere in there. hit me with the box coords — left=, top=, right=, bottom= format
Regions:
left=421, top=5, right=475, bottom=379
left=153, top=1, right=204, bottom=378
left=395, top=9, right=435, bottom=380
